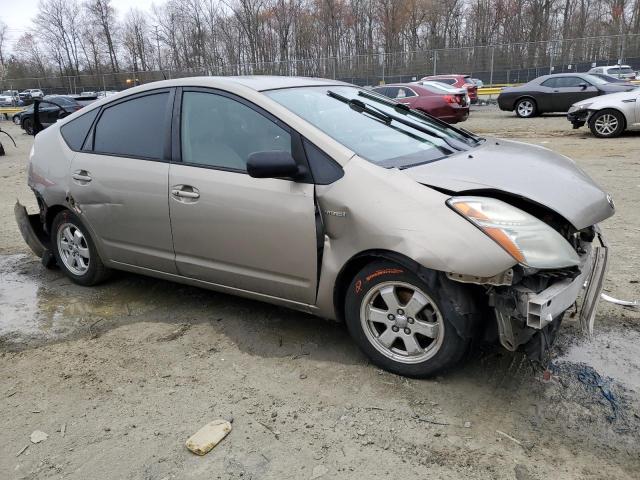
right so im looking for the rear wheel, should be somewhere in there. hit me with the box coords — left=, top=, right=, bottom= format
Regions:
left=344, top=260, right=474, bottom=377
left=589, top=109, right=625, bottom=138
left=51, top=210, right=110, bottom=286
left=22, top=118, right=34, bottom=135
left=515, top=98, right=537, bottom=118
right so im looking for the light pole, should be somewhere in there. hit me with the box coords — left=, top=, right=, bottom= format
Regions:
left=154, top=25, right=162, bottom=72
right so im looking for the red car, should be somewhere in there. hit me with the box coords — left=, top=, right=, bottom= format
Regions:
left=371, top=82, right=470, bottom=124
left=420, top=74, right=478, bottom=104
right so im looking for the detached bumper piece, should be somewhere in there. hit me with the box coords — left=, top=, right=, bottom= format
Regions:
left=14, top=201, right=55, bottom=267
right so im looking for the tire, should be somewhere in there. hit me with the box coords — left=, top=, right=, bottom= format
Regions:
left=13, top=115, right=21, bottom=125
left=515, top=98, right=537, bottom=118
left=51, top=210, right=110, bottom=286
left=588, top=109, right=625, bottom=138
left=344, top=260, right=474, bottom=377
left=22, top=118, right=33, bottom=135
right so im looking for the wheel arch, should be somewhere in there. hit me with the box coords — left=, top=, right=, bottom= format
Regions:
left=333, top=249, right=423, bottom=323
left=332, top=249, right=483, bottom=339
left=590, top=107, right=628, bottom=130
left=515, top=95, right=538, bottom=110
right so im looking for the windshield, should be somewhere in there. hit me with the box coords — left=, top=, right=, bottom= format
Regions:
left=609, top=67, right=633, bottom=74
left=416, top=81, right=463, bottom=94
left=583, top=74, right=609, bottom=85
left=266, top=86, right=479, bottom=169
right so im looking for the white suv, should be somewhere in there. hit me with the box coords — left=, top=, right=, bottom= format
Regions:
left=588, top=65, right=636, bottom=80
left=18, top=89, right=45, bottom=100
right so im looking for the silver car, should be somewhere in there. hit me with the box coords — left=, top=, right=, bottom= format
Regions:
left=568, top=87, right=640, bottom=137
left=16, top=76, right=613, bottom=377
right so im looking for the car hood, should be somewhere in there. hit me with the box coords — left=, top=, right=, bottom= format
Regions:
left=403, top=138, right=614, bottom=230
left=599, top=83, right=636, bottom=93
left=574, top=88, right=639, bottom=107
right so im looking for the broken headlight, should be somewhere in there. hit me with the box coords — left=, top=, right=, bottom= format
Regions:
left=447, top=196, right=580, bottom=269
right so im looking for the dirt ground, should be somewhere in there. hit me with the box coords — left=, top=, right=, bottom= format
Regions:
left=1, top=108, right=639, bottom=480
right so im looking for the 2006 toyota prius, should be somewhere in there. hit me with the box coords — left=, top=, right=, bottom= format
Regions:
left=16, top=76, right=613, bottom=377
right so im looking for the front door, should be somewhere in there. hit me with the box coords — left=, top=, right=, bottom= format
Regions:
left=68, top=90, right=177, bottom=273
left=168, top=89, right=318, bottom=304
left=552, top=76, right=598, bottom=111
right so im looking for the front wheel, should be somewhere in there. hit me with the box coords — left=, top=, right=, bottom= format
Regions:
left=51, top=210, right=110, bottom=286
left=589, top=109, right=625, bottom=138
left=344, top=261, right=473, bottom=377
left=515, top=98, right=537, bottom=118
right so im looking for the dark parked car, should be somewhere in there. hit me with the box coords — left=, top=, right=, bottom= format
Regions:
left=420, top=75, right=478, bottom=104
left=20, top=95, right=83, bottom=135
left=498, top=73, right=636, bottom=118
left=371, top=82, right=469, bottom=123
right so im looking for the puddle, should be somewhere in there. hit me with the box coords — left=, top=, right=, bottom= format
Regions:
left=0, top=254, right=211, bottom=344
left=559, top=327, right=640, bottom=392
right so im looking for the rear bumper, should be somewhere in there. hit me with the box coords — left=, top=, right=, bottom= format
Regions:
left=14, top=201, right=50, bottom=259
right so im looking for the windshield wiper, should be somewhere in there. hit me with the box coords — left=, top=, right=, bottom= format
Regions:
left=327, top=90, right=392, bottom=124
left=328, top=89, right=462, bottom=155
left=356, top=90, right=482, bottom=144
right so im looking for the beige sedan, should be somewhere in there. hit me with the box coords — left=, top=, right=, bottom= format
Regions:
left=17, top=76, right=613, bottom=376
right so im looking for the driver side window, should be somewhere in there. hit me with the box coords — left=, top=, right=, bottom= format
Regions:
left=181, top=91, right=291, bottom=171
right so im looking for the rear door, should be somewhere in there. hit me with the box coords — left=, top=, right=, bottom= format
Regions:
left=67, top=89, right=177, bottom=273
left=168, top=88, right=318, bottom=304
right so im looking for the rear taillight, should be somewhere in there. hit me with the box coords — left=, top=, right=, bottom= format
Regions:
left=443, top=95, right=464, bottom=105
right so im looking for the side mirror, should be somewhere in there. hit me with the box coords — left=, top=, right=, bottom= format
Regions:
left=579, top=82, right=588, bottom=90
left=247, top=151, right=300, bottom=179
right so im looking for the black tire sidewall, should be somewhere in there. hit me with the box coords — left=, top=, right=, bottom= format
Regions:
left=515, top=98, right=536, bottom=118
left=51, top=210, right=103, bottom=286
left=589, top=109, right=625, bottom=138
left=344, top=260, right=471, bottom=377
left=23, top=118, right=33, bottom=135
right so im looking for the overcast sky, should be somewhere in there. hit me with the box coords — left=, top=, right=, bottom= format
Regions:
left=0, top=0, right=158, bottom=52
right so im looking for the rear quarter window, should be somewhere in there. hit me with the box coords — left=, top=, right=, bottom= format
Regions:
left=93, top=92, right=170, bottom=160
left=60, top=108, right=99, bottom=151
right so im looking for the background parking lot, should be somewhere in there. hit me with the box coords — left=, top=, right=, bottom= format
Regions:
left=1, top=108, right=639, bottom=479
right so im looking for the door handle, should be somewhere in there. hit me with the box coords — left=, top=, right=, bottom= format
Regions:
left=71, top=170, right=92, bottom=182
left=171, top=185, right=200, bottom=200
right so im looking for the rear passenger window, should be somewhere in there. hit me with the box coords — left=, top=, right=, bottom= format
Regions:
left=93, top=92, right=169, bottom=160
left=60, top=108, right=99, bottom=151
left=541, top=78, right=558, bottom=88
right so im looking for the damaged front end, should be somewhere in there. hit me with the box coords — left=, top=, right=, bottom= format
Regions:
left=455, top=227, right=608, bottom=358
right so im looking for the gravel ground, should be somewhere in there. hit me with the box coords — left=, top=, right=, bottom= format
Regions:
left=0, top=108, right=639, bottom=480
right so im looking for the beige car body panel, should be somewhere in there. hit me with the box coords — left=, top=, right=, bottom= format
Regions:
left=29, top=76, right=585, bottom=321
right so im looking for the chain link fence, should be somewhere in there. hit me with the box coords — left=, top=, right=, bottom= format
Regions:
left=2, top=34, right=639, bottom=94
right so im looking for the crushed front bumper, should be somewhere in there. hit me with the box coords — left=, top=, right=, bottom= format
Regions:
left=492, top=232, right=609, bottom=351
left=524, top=234, right=608, bottom=335
left=567, top=110, right=590, bottom=129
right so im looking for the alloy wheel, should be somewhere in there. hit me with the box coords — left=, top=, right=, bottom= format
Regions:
left=517, top=100, right=534, bottom=117
left=594, top=113, right=619, bottom=136
left=57, top=223, right=90, bottom=276
left=359, top=281, right=445, bottom=364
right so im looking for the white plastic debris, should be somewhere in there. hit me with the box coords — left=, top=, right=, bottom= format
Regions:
left=30, top=430, right=48, bottom=444
left=185, top=419, right=232, bottom=456
left=601, top=293, right=639, bottom=308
